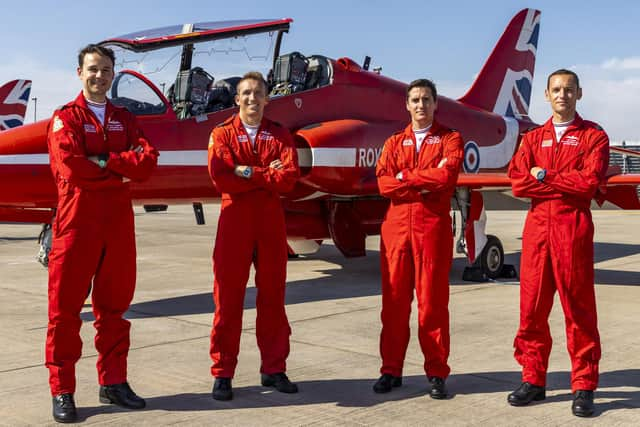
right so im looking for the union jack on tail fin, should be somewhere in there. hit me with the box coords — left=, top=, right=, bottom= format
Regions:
left=0, top=79, right=32, bottom=131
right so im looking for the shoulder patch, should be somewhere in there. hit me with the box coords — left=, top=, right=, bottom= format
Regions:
left=52, top=116, right=64, bottom=132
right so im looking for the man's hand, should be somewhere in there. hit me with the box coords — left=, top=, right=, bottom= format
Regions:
left=530, top=166, right=543, bottom=178
left=269, top=159, right=283, bottom=170
left=234, top=165, right=253, bottom=178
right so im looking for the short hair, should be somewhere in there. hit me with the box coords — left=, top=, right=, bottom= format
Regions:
left=547, top=69, right=580, bottom=89
left=237, top=71, right=268, bottom=94
left=406, top=78, right=437, bottom=100
left=78, top=44, right=116, bottom=68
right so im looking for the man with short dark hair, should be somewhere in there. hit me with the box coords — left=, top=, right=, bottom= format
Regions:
left=208, top=71, right=300, bottom=401
left=507, top=69, right=609, bottom=417
left=46, top=44, right=158, bottom=423
left=374, top=78, right=463, bottom=399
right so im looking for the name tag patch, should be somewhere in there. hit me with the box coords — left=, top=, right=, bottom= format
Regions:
left=541, top=139, right=553, bottom=147
left=106, top=120, right=124, bottom=132
left=83, top=124, right=96, bottom=133
left=402, top=139, right=413, bottom=146
left=237, top=135, right=249, bottom=143
left=426, top=136, right=441, bottom=145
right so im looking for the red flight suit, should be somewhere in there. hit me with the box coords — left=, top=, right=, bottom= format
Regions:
left=208, top=114, right=299, bottom=378
left=508, top=113, right=609, bottom=392
left=376, top=121, right=463, bottom=378
left=46, top=92, right=158, bottom=396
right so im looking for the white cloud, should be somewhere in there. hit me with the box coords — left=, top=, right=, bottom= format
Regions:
left=601, top=57, right=640, bottom=71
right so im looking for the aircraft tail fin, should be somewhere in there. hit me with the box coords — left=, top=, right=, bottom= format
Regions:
left=459, top=9, right=540, bottom=119
left=0, top=79, right=32, bottom=131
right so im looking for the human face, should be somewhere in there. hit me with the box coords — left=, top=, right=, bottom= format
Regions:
left=77, top=52, right=114, bottom=103
left=406, top=86, right=437, bottom=129
left=545, top=74, right=582, bottom=123
left=235, top=78, right=268, bottom=125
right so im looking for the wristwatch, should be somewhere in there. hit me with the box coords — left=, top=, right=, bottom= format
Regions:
left=97, top=153, right=109, bottom=169
left=536, top=168, right=547, bottom=182
left=242, top=167, right=253, bottom=178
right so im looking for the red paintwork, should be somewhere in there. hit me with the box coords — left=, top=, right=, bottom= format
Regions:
left=1, top=8, right=638, bottom=242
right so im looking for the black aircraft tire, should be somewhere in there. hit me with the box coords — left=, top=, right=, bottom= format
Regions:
left=478, top=234, right=504, bottom=280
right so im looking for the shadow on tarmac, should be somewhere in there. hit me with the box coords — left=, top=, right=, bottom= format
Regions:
left=78, top=240, right=639, bottom=322
left=73, top=369, right=639, bottom=421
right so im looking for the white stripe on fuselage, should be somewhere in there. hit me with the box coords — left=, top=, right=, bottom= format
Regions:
left=0, top=123, right=518, bottom=170
left=477, top=116, right=520, bottom=169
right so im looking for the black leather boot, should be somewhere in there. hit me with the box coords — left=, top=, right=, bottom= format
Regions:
left=507, top=382, right=546, bottom=406
left=429, top=377, right=448, bottom=400
left=373, top=374, right=402, bottom=393
left=261, top=372, right=298, bottom=393
left=52, top=393, right=77, bottom=423
left=572, top=390, right=595, bottom=417
left=99, top=382, right=146, bottom=409
left=212, top=377, right=233, bottom=401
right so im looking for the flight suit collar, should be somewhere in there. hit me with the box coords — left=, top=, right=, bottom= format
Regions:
left=542, top=112, right=585, bottom=137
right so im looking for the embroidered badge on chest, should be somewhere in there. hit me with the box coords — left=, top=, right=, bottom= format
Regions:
left=106, top=120, right=124, bottom=132
left=237, top=134, right=249, bottom=143
left=83, top=124, right=97, bottom=133
left=426, top=136, right=441, bottom=145
left=402, top=139, right=413, bottom=146
left=562, top=135, right=580, bottom=146
left=541, top=139, right=553, bottom=148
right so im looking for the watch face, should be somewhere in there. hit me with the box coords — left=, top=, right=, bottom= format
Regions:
left=243, top=168, right=250, bottom=177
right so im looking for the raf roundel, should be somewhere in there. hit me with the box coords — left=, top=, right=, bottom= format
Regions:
left=463, top=141, right=480, bottom=173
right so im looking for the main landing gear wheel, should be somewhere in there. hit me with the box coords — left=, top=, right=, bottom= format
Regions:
left=476, top=234, right=504, bottom=280
left=462, top=234, right=517, bottom=282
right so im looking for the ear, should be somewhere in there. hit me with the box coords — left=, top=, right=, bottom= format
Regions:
left=235, top=94, right=240, bottom=106
left=576, top=87, right=583, bottom=101
left=77, top=67, right=82, bottom=78
left=544, top=88, right=550, bottom=102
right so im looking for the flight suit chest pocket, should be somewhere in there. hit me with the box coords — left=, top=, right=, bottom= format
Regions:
left=419, top=142, right=443, bottom=168
left=82, top=128, right=106, bottom=155
left=104, top=119, right=129, bottom=152
left=557, top=135, right=585, bottom=170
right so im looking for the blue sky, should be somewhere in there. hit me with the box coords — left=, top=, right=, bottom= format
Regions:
left=1, top=0, right=639, bottom=142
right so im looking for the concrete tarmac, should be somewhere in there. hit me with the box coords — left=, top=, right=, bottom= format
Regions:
left=0, top=205, right=638, bottom=426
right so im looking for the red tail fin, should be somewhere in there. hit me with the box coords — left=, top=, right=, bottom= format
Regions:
left=459, top=9, right=540, bottom=119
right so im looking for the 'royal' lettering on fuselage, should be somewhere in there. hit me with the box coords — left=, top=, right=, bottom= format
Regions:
left=358, top=147, right=383, bottom=167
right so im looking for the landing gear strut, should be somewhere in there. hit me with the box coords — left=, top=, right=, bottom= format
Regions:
left=454, top=188, right=517, bottom=282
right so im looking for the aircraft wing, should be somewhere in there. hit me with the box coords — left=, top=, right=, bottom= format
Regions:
left=456, top=171, right=640, bottom=210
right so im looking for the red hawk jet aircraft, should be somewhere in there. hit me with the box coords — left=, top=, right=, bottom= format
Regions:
left=1, top=9, right=639, bottom=280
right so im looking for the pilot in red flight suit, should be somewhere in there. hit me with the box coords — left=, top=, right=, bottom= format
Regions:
left=208, top=71, right=300, bottom=401
left=507, top=69, right=609, bottom=418
left=46, top=45, right=158, bottom=423
left=374, top=79, right=463, bottom=399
